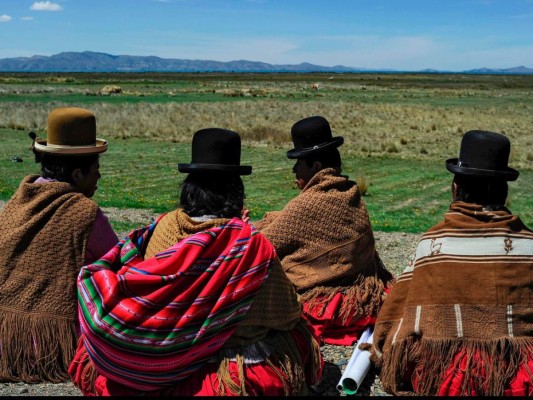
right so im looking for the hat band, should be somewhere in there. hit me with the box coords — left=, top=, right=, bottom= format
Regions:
left=178, top=163, right=252, bottom=175
left=308, top=141, right=330, bottom=150
left=45, top=143, right=97, bottom=149
left=457, top=162, right=506, bottom=173
left=34, top=139, right=108, bottom=155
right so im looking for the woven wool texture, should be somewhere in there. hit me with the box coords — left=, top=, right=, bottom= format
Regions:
left=255, top=168, right=391, bottom=291
left=0, top=174, right=98, bottom=382
left=69, top=214, right=321, bottom=395
left=145, top=209, right=302, bottom=341
left=76, top=217, right=278, bottom=391
left=372, top=201, right=533, bottom=396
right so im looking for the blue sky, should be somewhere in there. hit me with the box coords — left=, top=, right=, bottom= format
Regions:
left=0, top=0, right=532, bottom=71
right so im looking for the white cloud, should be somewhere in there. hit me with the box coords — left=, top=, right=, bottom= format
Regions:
left=458, top=45, right=533, bottom=69
left=20, top=16, right=34, bottom=21
left=0, top=14, right=12, bottom=22
left=253, top=35, right=434, bottom=69
left=30, top=1, right=63, bottom=11
left=138, top=37, right=300, bottom=63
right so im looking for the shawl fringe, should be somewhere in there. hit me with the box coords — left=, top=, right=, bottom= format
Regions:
left=378, top=336, right=533, bottom=396
left=300, top=275, right=389, bottom=325
left=68, top=337, right=97, bottom=396
left=215, top=321, right=321, bottom=396
left=0, top=307, right=77, bottom=383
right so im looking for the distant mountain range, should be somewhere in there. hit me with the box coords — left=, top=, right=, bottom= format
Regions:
left=0, top=51, right=532, bottom=74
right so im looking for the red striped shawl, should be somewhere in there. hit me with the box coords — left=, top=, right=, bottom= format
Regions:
left=77, top=217, right=275, bottom=391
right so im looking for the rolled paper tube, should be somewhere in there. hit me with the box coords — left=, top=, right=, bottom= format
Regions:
left=336, top=326, right=373, bottom=393
left=341, top=334, right=373, bottom=395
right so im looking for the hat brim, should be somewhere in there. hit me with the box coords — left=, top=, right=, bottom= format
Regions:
left=34, top=138, right=108, bottom=155
left=445, top=158, right=519, bottom=181
left=178, top=163, right=252, bottom=175
left=286, top=136, right=344, bottom=159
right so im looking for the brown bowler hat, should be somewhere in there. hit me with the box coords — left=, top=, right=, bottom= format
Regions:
left=34, top=107, right=108, bottom=155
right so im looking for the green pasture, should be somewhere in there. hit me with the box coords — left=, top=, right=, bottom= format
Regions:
left=1, top=129, right=531, bottom=233
left=1, top=72, right=532, bottom=108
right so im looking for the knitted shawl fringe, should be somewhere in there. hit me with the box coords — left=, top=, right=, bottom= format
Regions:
left=0, top=307, right=78, bottom=383
left=300, top=275, right=389, bottom=325
left=215, top=320, right=321, bottom=396
left=377, top=336, right=533, bottom=396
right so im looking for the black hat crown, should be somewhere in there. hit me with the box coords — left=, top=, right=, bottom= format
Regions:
left=446, top=130, right=519, bottom=181
left=178, top=128, right=252, bottom=175
left=286, top=116, right=344, bottom=159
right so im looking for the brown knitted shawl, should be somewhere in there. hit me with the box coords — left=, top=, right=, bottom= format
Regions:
left=371, top=201, right=533, bottom=396
left=145, top=209, right=303, bottom=343
left=255, top=168, right=393, bottom=321
left=0, top=175, right=98, bottom=383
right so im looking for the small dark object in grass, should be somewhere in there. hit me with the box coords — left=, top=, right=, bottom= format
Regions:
left=11, top=156, right=23, bottom=163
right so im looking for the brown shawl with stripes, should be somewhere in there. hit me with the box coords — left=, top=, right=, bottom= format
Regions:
left=371, top=201, right=533, bottom=396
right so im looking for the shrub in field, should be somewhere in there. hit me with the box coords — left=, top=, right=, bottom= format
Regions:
left=356, top=176, right=369, bottom=196
left=244, top=125, right=286, bottom=144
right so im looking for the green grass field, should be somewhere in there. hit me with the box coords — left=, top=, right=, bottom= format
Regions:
left=1, top=129, right=531, bottom=233
left=1, top=72, right=531, bottom=233
left=1, top=72, right=532, bottom=107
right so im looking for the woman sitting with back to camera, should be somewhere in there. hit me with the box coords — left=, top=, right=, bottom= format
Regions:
left=68, top=128, right=323, bottom=396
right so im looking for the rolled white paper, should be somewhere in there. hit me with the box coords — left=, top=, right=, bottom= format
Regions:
left=336, top=326, right=371, bottom=390
left=337, top=327, right=374, bottom=395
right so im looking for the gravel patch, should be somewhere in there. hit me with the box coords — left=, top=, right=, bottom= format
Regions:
left=0, top=202, right=421, bottom=396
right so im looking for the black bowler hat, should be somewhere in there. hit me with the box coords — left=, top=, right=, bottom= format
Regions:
left=178, top=128, right=252, bottom=175
left=446, top=130, right=519, bottom=181
left=286, top=116, right=344, bottom=159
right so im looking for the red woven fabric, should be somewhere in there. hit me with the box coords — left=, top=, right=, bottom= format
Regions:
left=431, top=350, right=533, bottom=396
left=302, top=286, right=391, bottom=346
left=76, top=218, right=275, bottom=391
left=71, top=325, right=323, bottom=396
left=302, top=292, right=376, bottom=346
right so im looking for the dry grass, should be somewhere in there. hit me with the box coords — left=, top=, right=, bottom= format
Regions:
left=355, top=176, right=370, bottom=196
left=1, top=100, right=530, bottom=169
left=0, top=73, right=531, bottom=170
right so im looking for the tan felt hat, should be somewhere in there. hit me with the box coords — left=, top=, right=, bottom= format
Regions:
left=34, top=107, right=108, bottom=155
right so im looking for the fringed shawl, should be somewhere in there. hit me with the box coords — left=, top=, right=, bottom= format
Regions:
left=372, top=201, right=533, bottom=396
left=77, top=216, right=276, bottom=391
left=0, top=175, right=98, bottom=383
left=255, top=168, right=393, bottom=324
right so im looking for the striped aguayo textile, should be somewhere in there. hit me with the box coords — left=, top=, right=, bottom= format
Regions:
left=371, top=201, right=533, bottom=396
left=76, top=216, right=275, bottom=392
